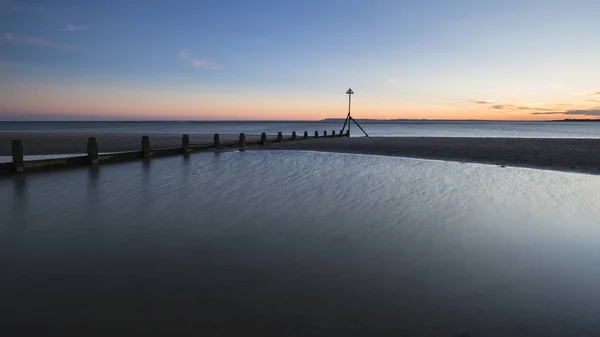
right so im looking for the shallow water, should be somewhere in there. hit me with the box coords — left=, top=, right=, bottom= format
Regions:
left=3, top=120, right=600, bottom=138
left=1, top=151, right=600, bottom=336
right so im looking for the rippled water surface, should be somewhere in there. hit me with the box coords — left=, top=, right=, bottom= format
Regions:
left=2, top=151, right=600, bottom=336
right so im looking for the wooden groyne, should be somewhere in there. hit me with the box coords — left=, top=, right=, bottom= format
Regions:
left=0, top=131, right=348, bottom=176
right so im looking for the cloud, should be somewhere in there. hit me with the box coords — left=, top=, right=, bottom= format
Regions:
left=60, top=23, right=88, bottom=31
left=1, top=32, right=75, bottom=49
left=178, top=49, right=219, bottom=70
left=586, top=99, right=600, bottom=103
left=468, top=100, right=494, bottom=104
left=490, top=104, right=554, bottom=112
left=592, top=92, right=600, bottom=96
left=532, top=108, right=600, bottom=116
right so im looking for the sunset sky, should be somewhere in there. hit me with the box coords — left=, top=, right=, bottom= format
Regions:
left=1, top=0, right=599, bottom=121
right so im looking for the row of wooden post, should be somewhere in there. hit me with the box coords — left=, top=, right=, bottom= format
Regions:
left=9, top=129, right=349, bottom=173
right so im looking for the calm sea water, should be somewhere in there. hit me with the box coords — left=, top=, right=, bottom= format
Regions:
left=1, top=151, right=600, bottom=336
left=2, top=120, right=600, bottom=138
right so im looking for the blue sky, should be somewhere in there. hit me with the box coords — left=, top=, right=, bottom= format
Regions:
left=1, top=0, right=600, bottom=120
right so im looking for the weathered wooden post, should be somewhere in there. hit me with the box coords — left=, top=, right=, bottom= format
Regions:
left=292, top=131, right=297, bottom=140
left=239, top=133, right=246, bottom=151
left=323, top=130, right=327, bottom=138
left=277, top=132, right=283, bottom=142
left=11, top=140, right=24, bottom=173
left=141, top=136, right=150, bottom=159
left=346, top=129, right=350, bottom=137
left=332, top=130, right=336, bottom=137
left=182, top=134, right=190, bottom=153
left=260, top=132, right=267, bottom=145
left=86, top=137, right=99, bottom=165
left=303, top=131, right=308, bottom=139
left=314, top=131, right=319, bottom=138
left=214, top=133, right=220, bottom=148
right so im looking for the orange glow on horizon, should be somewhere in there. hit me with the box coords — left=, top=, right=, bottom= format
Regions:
left=1, top=83, right=597, bottom=121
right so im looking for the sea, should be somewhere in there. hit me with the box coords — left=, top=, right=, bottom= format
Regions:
left=2, top=150, right=600, bottom=336
left=2, top=120, right=600, bottom=138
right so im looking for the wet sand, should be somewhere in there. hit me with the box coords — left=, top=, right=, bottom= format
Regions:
left=266, top=136, right=600, bottom=175
left=2, top=133, right=600, bottom=174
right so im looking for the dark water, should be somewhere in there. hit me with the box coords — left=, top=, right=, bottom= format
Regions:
left=2, top=120, right=600, bottom=138
left=2, top=151, right=600, bottom=336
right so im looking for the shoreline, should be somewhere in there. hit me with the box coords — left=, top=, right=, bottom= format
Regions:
left=264, top=136, right=600, bottom=175
left=2, top=132, right=600, bottom=175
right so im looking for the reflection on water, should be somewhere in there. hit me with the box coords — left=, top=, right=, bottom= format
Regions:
left=1, top=151, right=600, bottom=336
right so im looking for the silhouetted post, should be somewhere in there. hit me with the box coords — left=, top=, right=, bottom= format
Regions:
left=340, top=130, right=343, bottom=136
left=303, top=131, right=308, bottom=139
left=141, top=136, right=150, bottom=159
left=332, top=130, right=336, bottom=137
left=314, top=131, right=319, bottom=138
left=323, top=131, right=327, bottom=138
left=277, top=132, right=283, bottom=142
left=182, top=134, right=190, bottom=153
left=239, top=133, right=246, bottom=151
left=214, top=133, right=220, bottom=148
left=86, top=137, right=98, bottom=165
left=292, top=131, right=297, bottom=140
left=11, top=140, right=24, bottom=173
left=260, top=132, right=267, bottom=145
left=346, top=130, right=350, bottom=137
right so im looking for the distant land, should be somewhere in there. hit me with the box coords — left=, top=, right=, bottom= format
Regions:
left=558, top=119, right=600, bottom=122
left=321, top=118, right=516, bottom=123
left=322, top=118, right=600, bottom=123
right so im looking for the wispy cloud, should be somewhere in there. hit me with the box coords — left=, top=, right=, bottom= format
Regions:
left=586, top=99, right=600, bottom=103
left=1, top=32, right=75, bottom=49
left=178, top=49, right=219, bottom=70
left=468, top=100, right=494, bottom=105
left=592, top=92, right=600, bottom=96
left=60, top=23, right=88, bottom=31
left=490, top=104, right=555, bottom=112
left=532, top=108, right=600, bottom=117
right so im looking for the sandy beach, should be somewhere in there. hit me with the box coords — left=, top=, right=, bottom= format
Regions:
left=2, top=132, right=600, bottom=174
left=266, top=136, right=600, bottom=175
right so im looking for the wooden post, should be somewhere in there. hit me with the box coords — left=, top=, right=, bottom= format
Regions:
left=182, top=134, right=190, bottom=153
left=260, top=132, right=267, bottom=145
left=11, top=140, right=24, bottom=173
left=214, top=133, right=220, bottom=148
left=332, top=130, right=336, bottom=137
left=141, top=136, right=150, bottom=159
left=314, top=131, right=319, bottom=138
left=303, top=131, right=308, bottom=139
left=340, top=130, right=343, bottom=136
left=323, top=130, right=327, bottom=138
left=239, top=133, right=246, bottom=151
left=86, top=137, right=99, bottom=165
left=292, top=131, right=297, bottom=140
left=346, top=129, right=350, bottom=137
left=277, top=132, right=283, bottom=142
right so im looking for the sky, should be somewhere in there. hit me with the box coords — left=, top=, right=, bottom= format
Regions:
left=1, top=0, right=599, bottom=121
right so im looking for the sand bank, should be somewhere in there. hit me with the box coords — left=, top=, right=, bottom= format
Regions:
left=265, top=136, right=600, bottom=175
left=2, top=133, right=600, bottom=174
